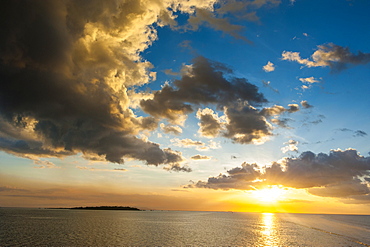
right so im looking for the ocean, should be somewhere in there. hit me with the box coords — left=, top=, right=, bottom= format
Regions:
left=1, top=208, right=370, bottom=246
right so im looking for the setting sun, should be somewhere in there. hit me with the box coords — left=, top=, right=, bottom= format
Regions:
left=251, top=186, right=286, bottom=204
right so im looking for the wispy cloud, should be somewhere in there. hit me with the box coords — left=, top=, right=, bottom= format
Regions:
left=282, top=43, right=370, bottom=72
left=191, top=154, right=212, bottom=160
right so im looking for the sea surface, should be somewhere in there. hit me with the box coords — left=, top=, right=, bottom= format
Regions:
left=1, top=208, right=370, bottom=246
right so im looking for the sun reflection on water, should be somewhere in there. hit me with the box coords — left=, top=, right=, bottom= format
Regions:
left=258, top=213, right=280, bottom=247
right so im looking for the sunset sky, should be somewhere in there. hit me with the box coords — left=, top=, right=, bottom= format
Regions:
left=1, top=0, right=370, bottom=214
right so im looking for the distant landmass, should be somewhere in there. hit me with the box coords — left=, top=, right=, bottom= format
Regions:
left=50, top=206, right=142, bottom=211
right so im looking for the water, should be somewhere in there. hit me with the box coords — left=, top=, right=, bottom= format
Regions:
left=1, top=208, right=370, bottom=246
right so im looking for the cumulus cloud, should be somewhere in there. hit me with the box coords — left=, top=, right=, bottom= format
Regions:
left=223, top=103, right=273, bottom=144
left=282, top=43, right=370, bottom=72
left=263, top=61, right=275, bottom=72
left=196, top=108, right=223, bottom=138
left=195, top=102, right=299, bottom=144
left=281, top=139, right=298, bottom=153
left=140, top=56, right=267, bottom=122
left=160, top=123, right=183, bottom=135
left=141, top=56, right=294, bottom=145
left=0, top=0, right=286, bottom=171
left=186, top=163, right=262, bottom=190
left=186, top=149, right=370, bottom=200
left=0, top=0, right=238, bottom=171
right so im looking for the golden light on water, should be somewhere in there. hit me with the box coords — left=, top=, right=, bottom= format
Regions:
left=258, top=213, right=280, bottom=247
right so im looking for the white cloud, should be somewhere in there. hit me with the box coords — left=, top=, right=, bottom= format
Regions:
left=299, top=76, right=320, bottom=84
left=263, top=61, right=275, bottom=72
left=281, top=139, right=298, bottom=153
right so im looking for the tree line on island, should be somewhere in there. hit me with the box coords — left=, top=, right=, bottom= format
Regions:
left=49, top=206, right=142, bottom=211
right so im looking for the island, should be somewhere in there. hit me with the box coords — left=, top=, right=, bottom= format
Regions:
left=49, top=206, right=142, bottom=211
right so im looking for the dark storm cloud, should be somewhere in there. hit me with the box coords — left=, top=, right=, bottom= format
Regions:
left=0, top=0, right=193, bottom=170
left=141, top=56, right=300, bottom=144
left=187, top=149, right=370, bottom=199
left=141, top=56, right=267, bottom=122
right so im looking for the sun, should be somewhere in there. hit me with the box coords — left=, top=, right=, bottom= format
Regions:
left=251, top=186, right=285, bottom=204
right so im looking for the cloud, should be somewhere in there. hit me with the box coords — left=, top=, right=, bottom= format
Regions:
left=186, top=163, right=262, bottom=190
left=196, top=108, right=223, bottom=138
left=308, top=179, right=369, bottom=198
left=336, top=128, right=368, bottom=137
left=171, top=138, right=220, bottom=151
left=191, top=154, right=211, bottom=160
left=300, top=100, right=313, bottom=109
left=195, top=103, right=300, bottom=144
left=354, top=130, right=367, bottom=137
left=223, top=103, right=273, bottom=144
left=262, top=80, right=279, bottom=93
left=163, top=163, right=192, bottom=172
left=0, top=186, right=28, bottom=192
left=183, top=0, right=281, bottom=42
left=187, top=8, right=251, bottom=43
left=140, top=56, right=267, bottom=123
left=263, top=61, right=275, bottom=72
left=302, top=114, right=325, bottom=127
left=0, top=0, right=297, bottom=171
left=76, top=166, right=127, bottom=172
left=2, top=0, right=250, bottom=169
left=299, top=77, right=320, bottom=84
left=33, top=160, right=60, bottom=169
left=140, top=55, right=302, bottom=145
left=282, top=43, right=370, bottom=72
left=271, top=118, right=293, bottom=128
left=281, top=139, right=299, bottom=153
left=160, top=123, right=183, bottom=135
left=186, top=149, right=370, bottom=200
left=171, top=138, right=205, bottom=148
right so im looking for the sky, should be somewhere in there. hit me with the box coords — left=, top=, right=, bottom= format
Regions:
left=1, top=0, right=370, bottom=214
